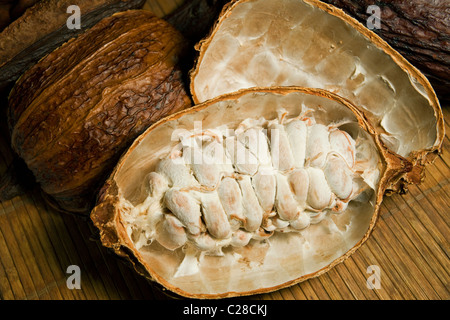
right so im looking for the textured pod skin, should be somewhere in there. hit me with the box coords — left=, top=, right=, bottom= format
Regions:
left=91, top=87, right=404, bottom=298
left=8, top=10, right=192, bottom=214
left=190, top=0, right=444, bottom=192
left=0, top=0, right=146, bottom=90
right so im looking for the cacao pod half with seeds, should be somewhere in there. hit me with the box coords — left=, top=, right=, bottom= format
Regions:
left=190, top=0, right=444, bottom=191
left=8, top=10, right=192, bottom=214
left=91, top=87, right=403, bottom=298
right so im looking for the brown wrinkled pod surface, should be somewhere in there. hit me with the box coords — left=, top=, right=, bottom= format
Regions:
left=91, top=87, right=403, bottom=298
left=8, top=10, right=192, bottom=214
left=190, top=0, right=444, bottom=191
left=0, top=0, right=147, bottom=89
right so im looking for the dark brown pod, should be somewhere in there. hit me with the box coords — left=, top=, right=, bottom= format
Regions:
left=8, top=10, right=192, bottom=214
left=0, top=0, right=146, bottom=90
left=320, top=0, right=450, bottom=104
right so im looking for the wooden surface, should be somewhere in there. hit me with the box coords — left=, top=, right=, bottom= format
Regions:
left=0, top=0, right=449, bottom=300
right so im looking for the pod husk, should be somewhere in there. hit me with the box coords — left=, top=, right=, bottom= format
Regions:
left=0, top=0, right=146, bottom=90
left=7, top=10, right=192, bottom=214
left=190, top=0, right=444, bottom=192
left=91, top=87, right=404, bottom=298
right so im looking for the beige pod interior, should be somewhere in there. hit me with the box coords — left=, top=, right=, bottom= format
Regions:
left=190, top=0, right=444, bottom=189
left=91, top=87, right=404, bottom=298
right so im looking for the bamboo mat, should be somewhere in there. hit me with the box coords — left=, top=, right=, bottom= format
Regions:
left=0, top=0, right=449, bottom=300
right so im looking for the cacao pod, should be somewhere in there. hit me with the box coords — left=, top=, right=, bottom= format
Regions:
left=190, top=0, right=444, bottom=191
left=91, top=87, right=402, bottom=298
left=8, top=10, right=192, bottom=214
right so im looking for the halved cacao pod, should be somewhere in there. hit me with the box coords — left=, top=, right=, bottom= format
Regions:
left=190, top=0, right=444, bottom=190
left=8, top=10, right=192, bottom=214
left=91, top=87, right=403, bottom=298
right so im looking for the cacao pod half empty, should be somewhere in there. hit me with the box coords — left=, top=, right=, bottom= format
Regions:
left=190, top=0, right=445, bottom=191
left=91, top=87, right=405, bottom=298
left=320, top=0, right=450, bottom=105
left=8, top=10, right=192, bottom=214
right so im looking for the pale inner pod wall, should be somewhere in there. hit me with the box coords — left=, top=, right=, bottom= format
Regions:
left=191, top=0, right=440, bottom=160
left=108, top=89, right=386, bottom=297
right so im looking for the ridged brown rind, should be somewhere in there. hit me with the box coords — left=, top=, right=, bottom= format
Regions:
left=0, top=0, right=146, bottom=90
left=190, top=0, right=444, bottom=193
left=91, top=87, right=402, bottom=298
left=8, top=10, right=192, bottom=214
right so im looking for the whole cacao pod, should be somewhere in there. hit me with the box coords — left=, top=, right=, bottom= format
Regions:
left=0, top=0, right=146, bottom=90
left=8, top=10, right=192, bottom=214
left=90, top=0, right=444, bottom=298
left=91, top=87, right=396, bottom=298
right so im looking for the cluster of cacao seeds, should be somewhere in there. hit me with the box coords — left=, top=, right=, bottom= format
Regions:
left=122, top=108, right=380, bottom=257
